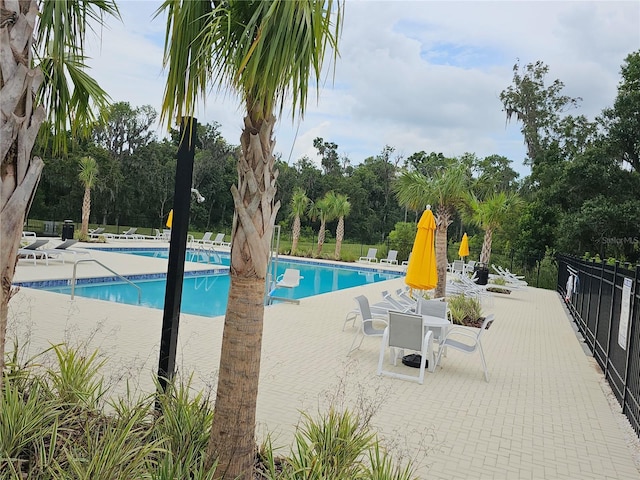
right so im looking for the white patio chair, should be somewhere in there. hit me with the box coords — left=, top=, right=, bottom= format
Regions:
left=276, top=269, right=303, bottom=288
left=358, top=248, right=378, bottom=263
left=347, top=295, right=388, bottom=355
left=377, top=310, right=435, bottom=384
left=463, top=260, right=476, bottom=275
left=380, top=249, right=398, bottom=265
left=449, top=259, right=464, bottom=275
left=436, top=314, right=495, bottom=382
left=343, top=294, right=396, bottom=331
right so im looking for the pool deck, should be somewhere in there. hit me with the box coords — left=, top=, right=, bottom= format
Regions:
left=9, top=238, right=640, bottom=479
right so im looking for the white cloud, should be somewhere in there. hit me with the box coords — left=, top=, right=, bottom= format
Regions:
left=85, top=0, right=640, bottom=177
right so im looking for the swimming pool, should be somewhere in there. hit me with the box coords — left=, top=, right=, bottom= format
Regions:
left=34, top=249, right=402, bottom=318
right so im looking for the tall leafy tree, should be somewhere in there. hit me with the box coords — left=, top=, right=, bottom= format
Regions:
left=395, top=164, right=469, bottom=298
left=159, top=1, right=343, bottom=477
left=78, top=156, right=98, bottom=237
left=602, top=50, right=640, bottom=173
left=500, top=60, right=581, bottom=165
left=290, top=187, right=310, bottom=254
left=0, top=0, right=118, bottom=385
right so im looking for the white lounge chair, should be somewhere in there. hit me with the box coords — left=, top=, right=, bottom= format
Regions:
left=380, top=250, right=398, bottom=265
left=377, top=310, right=435, bottom=384
left=43, top=239, right=92, bottom=260
left=88, top=227, right=105, bottom=238
left=358, top=248, right=378, bottom=263
left=193, top=232, right=214, bottom=245
left=105, top=227, right=139, bottom=240
left=211, top=233, right=231, bottom=247
left=17, top=239, right=52, bottom=265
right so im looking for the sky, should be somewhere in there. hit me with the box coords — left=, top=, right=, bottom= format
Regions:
left=85, top=1, right=640, bottom=178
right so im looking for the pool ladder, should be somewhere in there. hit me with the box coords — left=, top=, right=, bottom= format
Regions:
left=71, top=258, right=141, bottom=304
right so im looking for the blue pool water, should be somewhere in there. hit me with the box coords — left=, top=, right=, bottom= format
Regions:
left=37, top=249, right=401, bottom=318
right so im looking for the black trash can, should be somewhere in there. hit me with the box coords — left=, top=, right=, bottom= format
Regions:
left=473, top=262, right=489, bottom=285
left=62, top=220, right=75, bottom=240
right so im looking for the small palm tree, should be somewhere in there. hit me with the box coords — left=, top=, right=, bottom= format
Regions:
left=466, top=191, right=523, bottom=264
left=78, top=156, right=98, bottom=238
left=310, top=195, right=334, bottom=256
left=327, top=192, right=351, bottom=259
left=290, top=188, right=310, bottom=254
left=395, top=164, right=469, bottom=298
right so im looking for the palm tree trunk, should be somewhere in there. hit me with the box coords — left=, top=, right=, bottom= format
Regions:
left=316, top=219, right=326, bottom=256
left=291, top=215, right=301, bottom=253
left=434, top=221, right=449, bottom=298
left=480, top=227, right=493, bottom=264
left=334, top=216, right=344, bottom=259
left=0, top=0, right=46, bottom=387
left=81, top=187, right=91, bottom=236
left=206, top=113, right=279, bottom=479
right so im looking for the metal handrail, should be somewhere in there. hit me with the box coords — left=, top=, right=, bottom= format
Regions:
left=71, top=259, right=141, bottom=304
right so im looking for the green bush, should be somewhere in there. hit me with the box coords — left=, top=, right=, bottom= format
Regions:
left=447, top=294, right=482, bottom=325
left=3, top=345, right=417, bottom=479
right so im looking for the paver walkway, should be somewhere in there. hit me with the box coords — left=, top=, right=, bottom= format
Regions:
left=9, top=243, right=640, bottom=479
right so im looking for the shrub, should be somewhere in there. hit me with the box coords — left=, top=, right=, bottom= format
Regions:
left=447, top=295, right=482, bottom=325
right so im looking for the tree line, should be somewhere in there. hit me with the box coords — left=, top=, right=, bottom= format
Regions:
left=31, top=51, right=640, bottom=267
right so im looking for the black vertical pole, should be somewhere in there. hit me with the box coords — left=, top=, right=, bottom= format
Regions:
left=157, top=117, right=197, bottom=396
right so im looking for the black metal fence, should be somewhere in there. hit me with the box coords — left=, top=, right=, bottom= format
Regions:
left=557, top=254, right=639, bottom=438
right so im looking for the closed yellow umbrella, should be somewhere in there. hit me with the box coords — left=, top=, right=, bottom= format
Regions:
left=166, top=209, right=173, bottom=228
left=458, top=232, right=469, bottom=258
left=405, top=208, right=438, bottom=291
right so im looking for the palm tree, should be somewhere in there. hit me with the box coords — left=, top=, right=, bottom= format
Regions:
left=0, top=0, right=117, bottom=386
left=78, top=156, right=99, bottom=238
left=290, top=187, right=310, bottom=254
left=159, top=1, right=342, bottom=477
left=395, top=164, right=469, bottom=298
left=328, top=191, right=351, bottom=259
left=466, top=191, right=523, bottom=264
left=309, top=194, right=334, bottom=256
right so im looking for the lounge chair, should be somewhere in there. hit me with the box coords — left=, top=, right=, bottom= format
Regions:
left=43, top=239, right=92, bottom=260
left=380, top=249, right=398, bottom=265
left=18, top=239, right=52, bottom=265
left=377, top=310, right=435, bottom=384
left=211, top=233, right=231, bottom=247
left=88, top=227, right=105, bottom=238
left=105, top=227, right=139, bottom=240
left=381, top=290, right=414, bottom=313
left=358, top=248, right=378, bottom=263
left=275, top=269, right=303, bottom=288
left=193, top=232, right=214, bottom=245
left=490, top=264, right=527, bottom=287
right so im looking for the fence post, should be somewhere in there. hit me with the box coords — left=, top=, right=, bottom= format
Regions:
left=604, top=261, right=620, bottom=378
left=593, top=259, right=606, bottom=365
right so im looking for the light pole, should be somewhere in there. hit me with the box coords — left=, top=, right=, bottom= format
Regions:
left=157, top=117, right=197, bottom=398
